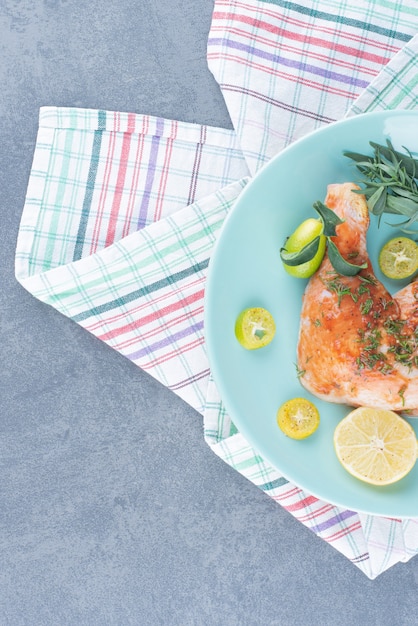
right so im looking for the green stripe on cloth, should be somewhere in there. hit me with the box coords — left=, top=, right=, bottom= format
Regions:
left=71, top=258, right=209, bottom=322
left=258, top=0, right=415, bottom=41
left=73, top=128, right=104, bottom=261
left=41, top=129, right=75, bottom=270
left=45, top=215, right=226, bottom=303
left=388, top=73, right=418, bottom=109
left=346, top=34, right=418, bottom=114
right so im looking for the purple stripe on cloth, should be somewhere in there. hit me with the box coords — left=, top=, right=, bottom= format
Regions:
left=187, top=126, right=206, bottom=205
left=126, top=320, right=204, bottom=361
left=309, top=509, right=358, bottom=533
left=137, top=117, right=164, bottom=229
left=170, top=368, right=211, bottom=391
left=351, top=552, right=370, bottom=564
left=220, top=84, right=336, bottom=124
left=208, top=38, right=370, bottom=89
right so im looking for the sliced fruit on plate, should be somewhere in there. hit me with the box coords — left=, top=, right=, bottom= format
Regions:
left=378, top=236, right=418, bottom=280
left=333, top=407, right=418, bottom=486
left=235, top=307, right=276, bottom=350
left=277, top=397, right=320, bottom=439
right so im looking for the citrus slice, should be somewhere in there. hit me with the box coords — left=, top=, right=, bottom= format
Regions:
left=378, top=236, right=418, bottom=280
left=277, top=397, right=320, bottom=439
left=235, top=307, right=276, bottom=350
left=334, top=407, right=418, bottom=486
left=281, top=218, right=326, bottom=278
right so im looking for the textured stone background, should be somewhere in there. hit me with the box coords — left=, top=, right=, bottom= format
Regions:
left=1, top=1, right=418, bottom=624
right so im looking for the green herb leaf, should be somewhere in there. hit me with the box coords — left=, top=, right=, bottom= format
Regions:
left=391, top=186, right=418, bottom=200
left=280, top=235, right=320, bottom=266
left=312, top=201, right=344, bottom=236
left=396, top=226, right=418, bottom=236
left=342, top=150, right=374, bottom=165
left=367, top=186, right=386, bottom=216
left=387, top=210, right=418, bottom=229
left=327, top=239, right=367, bottom=276
left=369, top=141, right=418, bottom=179
left=386, top=195, right=418, bottom=217
left=344, top=140, right=418, bottom=234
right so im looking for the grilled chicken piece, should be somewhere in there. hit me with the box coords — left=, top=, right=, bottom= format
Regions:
left=297, top=182, right=418, bottom=413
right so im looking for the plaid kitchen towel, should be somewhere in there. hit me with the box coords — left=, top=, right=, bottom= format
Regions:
left=15, top=0, right=418, bottom=579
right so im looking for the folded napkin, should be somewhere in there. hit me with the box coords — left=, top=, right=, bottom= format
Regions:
left=15, top=0, right=418, bottom=579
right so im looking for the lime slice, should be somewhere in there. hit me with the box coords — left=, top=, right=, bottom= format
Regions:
left=334, top=407, right=418, bottom=485
left=235, top=307, right=276, bottom=350
left=378, top=236, right=418, bottom=280
left=281, top=218, right=326, bottom=278
left=277, top=397, right=320, bottom=439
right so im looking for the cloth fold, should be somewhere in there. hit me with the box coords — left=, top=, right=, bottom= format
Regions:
left=15, top=0, right=418, bottom=578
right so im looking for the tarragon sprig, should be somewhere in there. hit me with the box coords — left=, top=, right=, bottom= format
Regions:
left=343, top=140, right=418, bottom=235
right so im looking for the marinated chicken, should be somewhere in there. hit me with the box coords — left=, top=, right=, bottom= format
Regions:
left=297, top=182, right=418, bottom=413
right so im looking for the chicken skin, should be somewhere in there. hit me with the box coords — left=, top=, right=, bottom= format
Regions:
left=297, top=183, right=418, bottom=413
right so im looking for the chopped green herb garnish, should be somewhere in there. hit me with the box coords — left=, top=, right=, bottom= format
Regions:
left=295, top=363, right=306, bottom=379
left=360, top=298, right=373, bottom=315
left=398, top=385, right=407, bottom=406
left=358, top=274, right=377, bottom=285
left=354, top=326, right=393, bottom=372
left=357, top=283, right=370, bottom=296
left=326, top=278, right=357, bottom=306
left=383, top=318, right=417, bottom=370
left=384, top=318, right=406, bottom=335
left=379, top=297, right=394, bottom=311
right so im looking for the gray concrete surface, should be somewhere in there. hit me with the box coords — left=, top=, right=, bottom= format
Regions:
left=1, top=1, right=418, bottom=624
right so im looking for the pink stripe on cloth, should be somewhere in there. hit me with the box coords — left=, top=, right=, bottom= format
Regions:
left=104, top=113, right=137, bottom=247
left=153, top=125, right=177, bottom=222
left=284, top=495, right=319, bottom=512
left=96, top=288, right=205, bottom=343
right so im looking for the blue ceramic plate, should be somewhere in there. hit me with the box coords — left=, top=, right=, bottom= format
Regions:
left=205, top=110, right=418, bottom=518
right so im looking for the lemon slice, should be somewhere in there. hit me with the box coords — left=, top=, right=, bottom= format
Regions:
left=235, top=307, right=276, bottom=350
left=378, top=236, right=418, bottom=280
left=281, top=218, right=326, bottom=278
left=334, top=407, right=418, bottom=486
left=277, top=398, right=320, bottom=439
